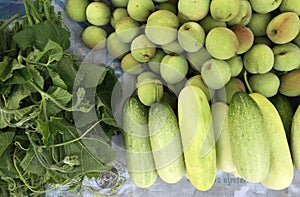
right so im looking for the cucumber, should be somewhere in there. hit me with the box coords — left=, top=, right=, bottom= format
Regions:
left=178, top=86, right=216, bottom=191
left=211, top=102, right=236, bottom=173
left=148, top=102, right=185, bottom=184
left=250, top=93, right=293, bottom=190
left=122, top=97, right=157, bottom=188
left=291, top=104, right=300, bottom=172
left=229, top=91, right=270, bottom=183
left=269, top=94, right=294, bottom=142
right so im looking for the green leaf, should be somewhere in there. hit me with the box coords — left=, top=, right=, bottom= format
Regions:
left=96, top=68, right=118, bottom=108
left=13, top=20, right=70, bottom=50
left=29, top=67, right=44, bottom=90
left=0, top=148, right=18, bottom=179
left=48, top=86, right=73, bottom=105
left=75, top=63, right=108, bottom=89
left=6, top=67, right=32, bottom=85
left=0, top=83, right=12, bottom=95
left=96, top=97, right=119, bottom=129
left=47, top=67, right=68, bottom=90
left=62, top=126, right=116, bottom=178
left=6, top=85, right=32, bottom=109
left=0, top=57, right=13, bottom=81
left=0, top=132, right=15, bottom=157
left=37, top=119, right=51, bottom=146
left=37, top=117, right=65, bottom=146
left=20, top=148, right=46, bottom=176
left=14, top=105, right=39, bottom=120
left=0, top=59, right=25, bottom=82
left=0, top=117, right=7, bottom=129
left=46, top=86, right=72, bottom=115
left=56, top=55, right=78, bottom=91
left=33, top=40, right=64, bottom=65
left=0, top=105, right=39, bottom=128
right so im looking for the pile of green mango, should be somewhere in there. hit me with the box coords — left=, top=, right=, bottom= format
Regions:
left=65, top=0, right=300, bottom=192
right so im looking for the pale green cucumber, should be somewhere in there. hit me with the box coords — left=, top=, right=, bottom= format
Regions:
left=178, top=86, right=216, bottom=191
left=291, top=104, right=300, bottom=172
left=250, top=93, right=294, bottom=190
left=211, top=102, right=236, bottom=173
left=149, top=102, right=185, bottom=184
left=122, top=97, right=157, bottom=188
left=229, top=91, right=270, bottom=183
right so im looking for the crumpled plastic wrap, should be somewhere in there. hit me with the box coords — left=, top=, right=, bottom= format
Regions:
left=2, top=1, right=300, bottom=196
left=45, top=134, right=300, bottom=197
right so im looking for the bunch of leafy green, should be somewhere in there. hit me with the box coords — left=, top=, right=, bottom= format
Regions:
left=0, top=0, right=119, bottom=196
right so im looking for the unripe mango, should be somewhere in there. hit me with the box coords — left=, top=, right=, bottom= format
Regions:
left=137, top=78, right=164, bottom=106
left=243, top=44, right=274, bottom=74
left=231, top=25, right=254, bottom=54
left=249, top=0, right=282, bottom=14
left=66, top=0, right=89, bottom=22
left=210, top=0, right=240, bottom=22
left=205, top=27, right=239, bottom=60
left=266, top=12, right=300, bottom=44
left=227, top=0, right=252, bottom=26
left=178, top=0, right=210, bottom=21
left=145, top=10, right=179, bottom=45
left=279, top=69, right=300, bottom=97
left=127, top=0, right=155, bottom=22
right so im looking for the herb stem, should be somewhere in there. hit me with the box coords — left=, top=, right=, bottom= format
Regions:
left=23, top=0, right=34, bottom=26
left=27, top=134, right=75, bottom=174
left=43, top=0, right=51, bottom=20
left=21, top=56, right=47, bottom=67
left=243, top=71, right=253, bottom=93
left=28, top=0, right=43, bottom=23
left=1, top=107, right=40, bottom=128
left=0, top=49, right=17, bottom=56
left=15, top=141, right=29, bottom=151
left=0, top=106, right=16, bottom=114
left=0, top=172, right=16, bottom=192
left=39, top=120, right=102, bottom=148
left=0, top=14, right=20, bottom=31
left=13, top=149, right=55, bottom=194
left=42, top=100, right=49, bottom=121
left=29, top=81, right=74, bottom=112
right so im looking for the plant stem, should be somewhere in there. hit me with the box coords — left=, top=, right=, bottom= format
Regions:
left=0, top=14, right=20, bottom=31
left=14, top=141, right=29, bottom=151
left=13, top=149, right=56, bottom=194
left=243, top=71, right=253, bottom=93
left=29, top=81, right=74, bottom=112
left=23, top=0, right=34, bottom=26
left=42, top=99, right=49, bottom=121
left=43, top=0, right=51, bottom=20
left=39, top=120, right=102, bottom=148
left=28, top=1, right=43, bottom=24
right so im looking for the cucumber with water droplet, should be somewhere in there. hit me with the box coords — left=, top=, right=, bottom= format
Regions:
left=229, top=91, right=270, bottom=183
left=149, top=102, right=185, bottom=184
left=122, top=97, right=157, bottom=188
